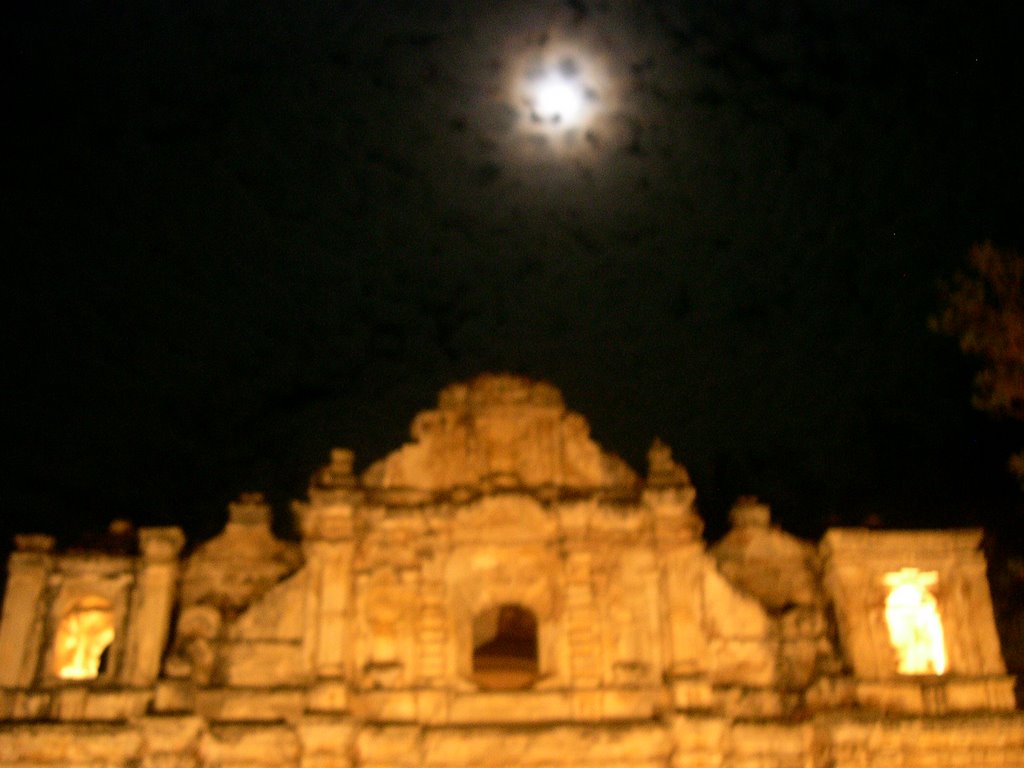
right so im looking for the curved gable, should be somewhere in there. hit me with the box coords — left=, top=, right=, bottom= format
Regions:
left=361, top=374, right=638, bottom=497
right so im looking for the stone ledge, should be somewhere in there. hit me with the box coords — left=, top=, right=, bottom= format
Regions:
left=200, top=723, right=300, bottom=766
left=195, top=687, right=306, bottom=723
left=419, top=722, right=672, bottom=766
left=0, top=711, right=1020, bottom=767
left=0, top=686, right=152, bottom=721
left=0, top=722, right=141, bottom=764
left=815, top=710, right=1024, bottom=768
left=854, top=675, right=1017, bottom=715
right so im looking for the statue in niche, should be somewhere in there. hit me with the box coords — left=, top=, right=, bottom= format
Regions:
left=163, top=605, right=221, bottom=684
left=883, top=568, right=948, bottom=675
left=361, top=571, right=409, bottom=686
left=54, top=597, right=115, bottom=680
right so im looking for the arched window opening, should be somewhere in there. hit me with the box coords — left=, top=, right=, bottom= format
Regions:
left=883, top=568, right=948, bottom=675
left=472, top=604, right=539, bottom=690
left=54, top=597, right=115, bottom=680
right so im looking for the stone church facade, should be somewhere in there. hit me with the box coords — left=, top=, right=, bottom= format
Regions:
left=1, top=374, right=1021, bottom=767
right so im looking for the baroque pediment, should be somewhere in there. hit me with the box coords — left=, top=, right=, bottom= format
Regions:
left=450, top=493, right=558, bottom=545
left=361, top=374, right=638, bottom=499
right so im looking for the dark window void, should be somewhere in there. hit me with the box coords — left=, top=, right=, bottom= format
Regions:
left=472, top=604, right=539, bottom=690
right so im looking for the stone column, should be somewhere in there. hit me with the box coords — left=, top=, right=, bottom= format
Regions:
left=305, top=536, right=355, bottom=679
left=565, top=550, right=601, bottom=687
left=946, top=555, right=1006, bottom=676
left=659, top=541, right=709, bottom=675
left=557, top=538, right=604, bottom=721
left=643, top=443, right=708, bottom=684
left=121, top=527, right=185, bottom=687
left=295, top=449, right=360, bottom=685
left=645, top=472, right=714, bottom=711
left=416, top=572, right=448, bottom=684
left=0, top=535, right=56, bottom=686
left=650, top=492, right=707, bottom=679
left=299, top=524, right=355, bottom=714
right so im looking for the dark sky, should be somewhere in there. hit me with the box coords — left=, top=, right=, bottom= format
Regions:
left=3, top=0, right=1023, bottom=557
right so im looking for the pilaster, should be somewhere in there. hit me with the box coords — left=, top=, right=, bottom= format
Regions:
left=296, top=448, right=359, bottom=684
left=0, top=535, right=55, bottom=686
left=122, top=527, right=185, bottom=686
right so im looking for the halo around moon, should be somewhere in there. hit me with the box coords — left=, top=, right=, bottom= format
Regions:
left=527, top=58, right=591, bottom=126
left=510, top=44, right=612, bottom=148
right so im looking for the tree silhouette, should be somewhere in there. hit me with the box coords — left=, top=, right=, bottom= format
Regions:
left=932, top=242, right=1024, bottom=485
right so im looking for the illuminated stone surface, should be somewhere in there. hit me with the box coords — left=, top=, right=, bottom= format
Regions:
left=884, top=567, right=948, bottom=675
left=0, top=375, right=1020, bottom=766
left=53, top=597, right=115, bottom=680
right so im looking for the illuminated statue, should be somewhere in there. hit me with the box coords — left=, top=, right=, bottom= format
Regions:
left=53, top=598, right=115, bottom=680
left=0, top=378, right=1018, bottom=768
left=883, top=568, right=947, bottom=675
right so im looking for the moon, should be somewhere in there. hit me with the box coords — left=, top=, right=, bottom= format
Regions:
left=517, top=52, right=604, bottom=138
left=531, top=65, right=588, bottom=125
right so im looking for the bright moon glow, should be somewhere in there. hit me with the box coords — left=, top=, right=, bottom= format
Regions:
left=54, top=598, right=115, bottom=680
left=518, top=53, right=600, bottom=134
left=883, top=568, right=948, bottom=675
left=532, top=72, right=586, bottom=125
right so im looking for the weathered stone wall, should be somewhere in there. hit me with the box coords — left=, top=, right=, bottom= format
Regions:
left=819, top=713, right=1024, bottom=767
left=4, top=716, right=1021, bottom=768
left=1, top=376, right=1021, bottom=768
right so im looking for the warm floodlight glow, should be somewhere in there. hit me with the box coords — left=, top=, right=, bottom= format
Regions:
left=54, top=598, right=115, bottom=680
left=883, top=568, right=948, bottom=675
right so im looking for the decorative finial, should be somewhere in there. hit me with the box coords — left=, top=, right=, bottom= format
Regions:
left=729, top=496, right=771, bottom=529
left=228, top=492, right=271, bottom=526
left=313, top=448, right=357, bottom=490
left=646, top=438, right=692, bottom=488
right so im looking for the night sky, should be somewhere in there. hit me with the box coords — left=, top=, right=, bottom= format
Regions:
left=4, top=0, right=1023, bottom=562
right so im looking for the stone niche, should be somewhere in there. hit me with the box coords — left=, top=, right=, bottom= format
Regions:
left=0, top=522, right=184, bottom=721
left=821, top=527, right=1017, bottom=714
left=0, top=374, right=1021, bottom=768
